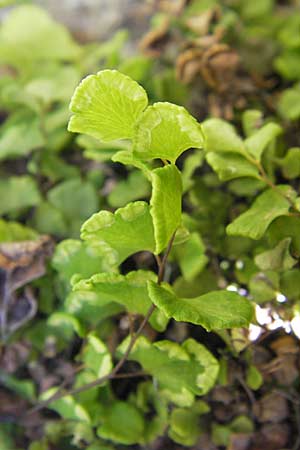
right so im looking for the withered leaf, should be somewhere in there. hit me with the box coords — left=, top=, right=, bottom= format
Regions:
left=0, top=236, right=53, bottom=339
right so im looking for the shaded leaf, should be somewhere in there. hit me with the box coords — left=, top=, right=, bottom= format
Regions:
left=0, top=5, right=80, bottom=69
left=73, top=271, right=168, bottom=331
left=52, top=239, right=117, bottom=284
left=0, top=176, right=41, bottom=215
left=118, top=336, right=219, bottom=406
left=202, top=118, right=244, bottom=154
left=244, top=122, right=282, bottom=161
left=97, top=401, right=144, bottom=445
left=173, top=232, right=208, bottom=281
left=227, top=186, right=296, bottom=239
left=108, top=170, right=150, bottom=208
left=206, top=152, right=260, bottom=181
left=255, top=238, right=296, bottom=271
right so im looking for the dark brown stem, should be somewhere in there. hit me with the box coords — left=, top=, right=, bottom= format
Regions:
left=26, top=231, right=176, bottom=415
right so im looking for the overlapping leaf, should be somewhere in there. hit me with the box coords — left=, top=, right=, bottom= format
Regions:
left=73, top=271, right=168, bottom=331
left=80, top=201, right=155, bottom=263
left=118, top=336, right=219, bottom=406
left=134, top=102, right=203, bottom=163
left=150, top=164, right=182, bottom=254
left=148, top=282, right=254, bottom=331
left=227, top=186, right=297, bottom=239
left=68, top=70, right=148, bottom=142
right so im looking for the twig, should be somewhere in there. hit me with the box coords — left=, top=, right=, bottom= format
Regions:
left=26, top=231, right=176, bottom=415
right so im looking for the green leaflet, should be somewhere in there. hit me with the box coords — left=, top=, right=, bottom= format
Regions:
left=0, top=220, right=38, bottom=242
left=80, top=201, right=155, bottom=263
left=80, top=334, right=112, bottom=379
left=227, top=186, right=297, bottom=240
left=148, top=282, right=254, bottom=331
left=97, top=401, right=145, bottom=445
left=168, top=401, right=209, bottom=446
left=118, top=336, right=219, bottom=405
left=202, top=118, right=245, bottom=154
left=0, top=176, right=41, bottom=215
left=206, top=152, right=260, bottom=181
left=244, top=122, right=282, bottom=161
left=52, top=239, right=118, bottom=284
left=278, top=87, right=300, bottom=120
left=132, top=381, right=168, bottom=444
left=242, top=110, right=263, bottom=137
left=134, top=102, right=204, bottom=163
left=108, top=170, right=151, bottom=208
left=34, top=178, right=100, bottom=238
left=173, top=232, right=208, bottom=281
left=0, top=5, right=80, bottom=69
left=66, top=290, right=123, bottom=326
left=40, top=389, right=91, bottom=423
left=150, top=164, right=182, bottom=254
left=246, top=365, right=263, bottom=390
left=255, top=238, right=296, bottom=271
left=277, top=147, right=300, bottom=179
left=47, top=312, right=85, bottom=338
left=68, top=70, right=148, bottom=142
left=0, top=111, right=44, bottom=161
left=73, top=271, right=168, bottom=331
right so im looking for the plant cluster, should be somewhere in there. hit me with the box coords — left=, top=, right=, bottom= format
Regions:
left=0, top=2, right=300, bottom=450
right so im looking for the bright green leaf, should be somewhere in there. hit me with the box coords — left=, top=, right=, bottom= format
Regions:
left=150, top=164, right=182, bottom=254
left=68, top=69, right=148, bottom=142
left=81, top=201, right=155, bottom=263
left=134, top=102, right=203, bottom=163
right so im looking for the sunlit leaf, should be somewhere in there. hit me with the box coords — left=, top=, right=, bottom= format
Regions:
left=68, top=69, right=148, bottom=142
left=134, top=102, right=203, bottom=163
left=150, top=164, right=182, bottom=254
left=81, top=201, right=155, bottom=263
